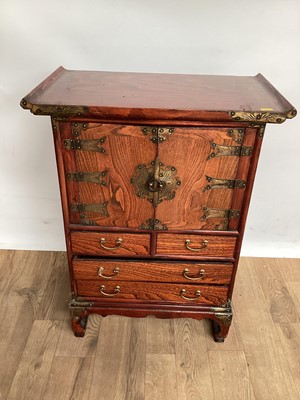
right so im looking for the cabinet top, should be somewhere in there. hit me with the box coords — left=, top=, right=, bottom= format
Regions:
left=21, top=66, right=296, bottom=124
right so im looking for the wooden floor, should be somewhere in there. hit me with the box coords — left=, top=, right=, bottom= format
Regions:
left=0, top=251, right=299, bottom=399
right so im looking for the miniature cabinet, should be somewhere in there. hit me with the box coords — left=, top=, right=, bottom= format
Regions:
left=21, top=67, right=296, bottom=341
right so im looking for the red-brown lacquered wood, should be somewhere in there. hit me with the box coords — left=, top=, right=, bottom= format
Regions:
left=156, top=233, right=236, bottom=258
left=73, top=258, right=233, bottom=285
left=21, top=67, right=296, bottom=123
left=76, top=280, right=228, bottom=305
left=51, top=118, right=77, bottom=294
left=156, top=126, right=243, bottom=230
left=63, top=122, right=156, bottom=228
left=71, top=231, right=150, bottom=256
left=228, top=128, right=265, bottom=298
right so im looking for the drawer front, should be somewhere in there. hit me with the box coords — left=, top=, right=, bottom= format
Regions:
left=71, top=232, right=150, bottom=256
left=76, top=280, right=228, bottom=306
left=156, top=234, right=236, bottom=258
left=73, top=259, right=233, bottom=284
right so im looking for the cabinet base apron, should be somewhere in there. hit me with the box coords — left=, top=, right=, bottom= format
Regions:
left=69, top=297, right=233, bottom=343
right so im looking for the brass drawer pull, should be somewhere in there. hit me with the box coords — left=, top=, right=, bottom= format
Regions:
left=185, top=239, right=208, bottom=252
left=100, top=285, right=120, bottom=297
left=183, top=268, right=205, bottom=280
left=100, top=237, right=123, bottom=250
left=98, top=267, right=120, bottom=279
left=180, top=289, right=201, bottom=301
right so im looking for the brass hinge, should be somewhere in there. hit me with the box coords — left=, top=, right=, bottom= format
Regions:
left=64, top=138, right=106, bottom=153
left=203, top=176, right=246, bottom=192
left=140, top=219, right=168, bottom=230
left=208, top=143, right=253, bottom=160
left=67, top=171, right=107, bottom=186
left=141, top=126, right=174, bottom=143
left=201, top=207, right=240, bottom=230
left=70, top=202, right=109, bottom=216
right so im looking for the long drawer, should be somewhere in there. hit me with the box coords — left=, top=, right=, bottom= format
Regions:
left=71, top=231, right=151, bottom=256
left=76, top=280, right=228, bottom=306
left=156, top=233, right=236, bottom=258
left=73, top=258, right=233, bottom=284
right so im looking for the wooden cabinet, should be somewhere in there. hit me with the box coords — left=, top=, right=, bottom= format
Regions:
left=21, top=67, right=296, bottom=342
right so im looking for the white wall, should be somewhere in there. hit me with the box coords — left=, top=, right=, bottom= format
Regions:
left=1, top=0, right=299, bottom=257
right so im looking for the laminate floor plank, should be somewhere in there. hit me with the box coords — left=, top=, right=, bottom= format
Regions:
left=278, top=258, right=300, bottom=283
left=6, top=320, right=63, bottom=400
left=35, top=252, right=70, bottom=321
left=285, top=282, right=300, bottom=319
left=234, top=258, right=300, bottom=400
left=275, top=323, right=300, bottom=397
left=146, top=316, right=175, bottom=354
left=253, top=257, right=299, bottom=323
left=204, top=316, right=244, bottom=351
left=89, top=316, right=146, bottom=400
left=174, top=318, right=214, bottom=400
left=209, top=350, right=256, bottom=400
left=145, top=354, right=177, bottom=400
left=43, top=356, right=95, bottom=400
left=0, top=251, right=57, bottom=400
left=0, top=250, right=15, bottom=305
left=55, top=314, right=101, bottom=358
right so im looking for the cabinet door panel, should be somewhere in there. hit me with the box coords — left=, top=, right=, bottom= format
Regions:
left=62, top=123, right=156, bottom=228
left=156, top=127, right=252, bottom=230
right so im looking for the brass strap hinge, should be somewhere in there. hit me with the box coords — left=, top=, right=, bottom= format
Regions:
left=70, top=202, right=109, bottom=215
left=203, top=176, right=246, bottom=192
left=67, top=171, right=107, bottom=185
left=201, top=207, right=241, bottom=220
left=208, top=143, right=253, bottom=160
left=64, top=138, right=106, bottom=153
left=141, top=126, right=174, bottom=143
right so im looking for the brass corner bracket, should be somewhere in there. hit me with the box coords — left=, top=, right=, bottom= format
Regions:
left=228, top=109, right=297, bottom=124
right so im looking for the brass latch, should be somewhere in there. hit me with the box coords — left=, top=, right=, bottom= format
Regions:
left=203, top=176, right=246, bottom=192
left=208, top=143, right=253, bottom=160
left=131, top=158, right=181, bottom=207
left=64, top=138, right=106, bottom=153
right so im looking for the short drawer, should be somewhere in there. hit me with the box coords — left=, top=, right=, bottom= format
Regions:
left=76, top=280, right=228, bottom=306
left=156, top=233, right=236, bottom=258
left=73, top=258, right=233, bottom=285
left=71, top=232, right=150, bottom=257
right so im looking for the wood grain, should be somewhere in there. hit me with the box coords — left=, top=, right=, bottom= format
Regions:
left=156, top=233, right=236, bottom=257
left=76, top=280, right=228, bottom=305
left=209, top=350, right=256, bottom=400
left=43, top=356, right=94, bottom=400
left=6, top=320, right=63, bottom=400
left=89, top=316, right=146, bottom=400
left=73, top=258, right=233, bottom=284
left=146, top=317, right=175, bottom=354
left=71, top=231, right=151, bottom=256
left=145, top=354, right=177, bottom=400
left=174, top=318, right=214, bottom=400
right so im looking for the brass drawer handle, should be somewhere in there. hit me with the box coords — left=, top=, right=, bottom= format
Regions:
left=100, top=285, right=120, bottom=297
left=98, top=267, right=120, bottom=279
left=100, top=237, right=123, bottom=250
left=183, top=268, right=205, bottom=280
left=185, top=239, right=208, bottom=252
left=180, top=289, right=201, bottom=301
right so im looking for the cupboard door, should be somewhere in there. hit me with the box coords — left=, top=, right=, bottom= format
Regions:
left=61, top=123, right=156, bottom=228
left=155, top=127, right=255, bottom=230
